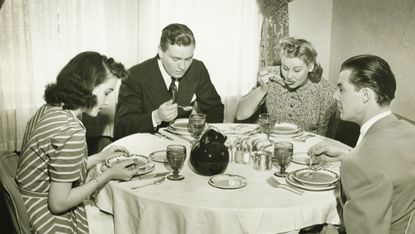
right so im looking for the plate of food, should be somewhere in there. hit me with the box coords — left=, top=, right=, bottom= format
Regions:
left=284, top=172, right=337, bottom=191
left=272, top=123, right=301, bottom=135
left=292, top=168, right=339, bottom=186
left=103, top=154, right=155, bottom=175
left=208, top=174, right=247, bottom=189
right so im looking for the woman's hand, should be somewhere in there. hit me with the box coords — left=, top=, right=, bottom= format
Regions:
left=98, top=145, right=130, bottom=162
left=258, top=66, right=285, bottom=90
left=107, top=160, right=141, bottom=181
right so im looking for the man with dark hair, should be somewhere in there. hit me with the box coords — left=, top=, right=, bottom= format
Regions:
left=114, top=23, right=224, bottom=139
left=308, top=55, right=415, bottom=234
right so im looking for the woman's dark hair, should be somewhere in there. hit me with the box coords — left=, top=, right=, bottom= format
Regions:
left=341, top=54, right=396, bottom=106
left=44, top=51, right=128, bottom=110
left=277, top=37, right=323, bottom=82
left=159, top=23, right=195, bottom=52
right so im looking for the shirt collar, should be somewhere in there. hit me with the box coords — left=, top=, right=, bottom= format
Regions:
left=157, top=59, right=172, bottom=89
left=360, top=110, right=392, bottom=137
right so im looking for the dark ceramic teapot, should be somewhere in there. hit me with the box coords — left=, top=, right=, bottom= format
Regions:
left=189, top=129, right=229, bottom=176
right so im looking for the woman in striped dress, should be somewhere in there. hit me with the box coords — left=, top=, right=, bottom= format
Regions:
left=16, top=51, right=141, bottom=233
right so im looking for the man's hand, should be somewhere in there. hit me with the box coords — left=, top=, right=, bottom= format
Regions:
left=307, top=141, right=350, bottom=160
left=155, top=100, right=178, bottom=122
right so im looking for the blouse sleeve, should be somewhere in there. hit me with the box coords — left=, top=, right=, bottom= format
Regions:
left=49, top=126, right=86, bottom=183
left=316, top=81, right=337, bottom=136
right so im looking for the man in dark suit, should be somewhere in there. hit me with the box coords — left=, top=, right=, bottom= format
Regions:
left=308, top=55, right=415, bottom=234
left=114, top=23, right=224, bottom=139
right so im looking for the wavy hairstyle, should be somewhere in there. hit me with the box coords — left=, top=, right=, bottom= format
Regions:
left=277, top=37, right=323, bottom=82
left=44, top=51, right=128, bottom=110
left=341, top=54, right=396, bottom=106
left=159, top=23, right=195, bottom=52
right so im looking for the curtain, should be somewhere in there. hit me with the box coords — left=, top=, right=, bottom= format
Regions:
left=0, top=0, right=262, bottom=151
left=0, top=0, right=140, bottom=151
left=257, top=0, right=290, bottom=68
left=136, top=0, right=262, bottom=123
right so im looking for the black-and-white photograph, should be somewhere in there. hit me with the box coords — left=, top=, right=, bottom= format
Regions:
left=1, top=0, right=414, bottom=233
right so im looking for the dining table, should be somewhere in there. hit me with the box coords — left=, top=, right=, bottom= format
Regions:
left=93, top=123, right=349, bottom=234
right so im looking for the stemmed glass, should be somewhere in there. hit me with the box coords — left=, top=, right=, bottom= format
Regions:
left=189, top=113, right=206, bottom=140
left=166, top=144, right=187, bottom=181
left=258, top=113, right=275, bottom=140
left=273, top=141, right=293, bottom=177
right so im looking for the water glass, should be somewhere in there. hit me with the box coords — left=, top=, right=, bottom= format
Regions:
left=273, top=141, right=293, bottom=177
left=189, top=113, right=206, bottom=139
left=166, top=144, right=186, bottom=181
left=258, top=113, right=275, bottom=139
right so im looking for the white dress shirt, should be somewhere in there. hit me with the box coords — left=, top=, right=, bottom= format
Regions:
left=151, top=59, right=179, bottom=127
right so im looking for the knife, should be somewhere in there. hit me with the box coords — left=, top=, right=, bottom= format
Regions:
left=139, top=172, right=170, bottom=180
left=121, top=172, right=170, bottom=183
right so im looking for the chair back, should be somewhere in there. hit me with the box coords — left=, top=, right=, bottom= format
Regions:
left=405, top=209, right=415, bottom=234
left=0, top=152, right=32, bottom=234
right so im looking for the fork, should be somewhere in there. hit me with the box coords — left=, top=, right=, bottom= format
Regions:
left=272, top=177, right=304, bottom=195
left=292, top=134, right=315, bottom=142
left=131, top=177, right=166, bottom=190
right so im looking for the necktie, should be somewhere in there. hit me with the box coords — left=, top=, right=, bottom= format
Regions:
left=169, top=77, right=178, bottom=103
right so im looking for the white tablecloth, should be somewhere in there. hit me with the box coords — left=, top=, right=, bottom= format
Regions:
left=95, top=124, right=343, bottom=234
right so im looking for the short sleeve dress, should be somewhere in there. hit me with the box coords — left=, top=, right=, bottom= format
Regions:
left=16, top=104, right=89, bottom=234
left=264, top=67, right=337, bottom=136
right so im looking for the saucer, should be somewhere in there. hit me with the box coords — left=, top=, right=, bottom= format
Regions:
left=208, top=174, right=247, bottom=189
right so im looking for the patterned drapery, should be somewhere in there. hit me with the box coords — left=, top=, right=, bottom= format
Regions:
left=257, top=0, right=290, bottom=68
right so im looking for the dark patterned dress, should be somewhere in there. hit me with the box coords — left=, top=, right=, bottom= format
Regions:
left=16, top=104, right=89, bottom=234
left=265, top=71, right=337, bottom=136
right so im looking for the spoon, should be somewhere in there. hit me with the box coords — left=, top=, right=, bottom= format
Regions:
left=178, top=106, right=193, bottom=111
left=131, top=176, right=166, bottom=190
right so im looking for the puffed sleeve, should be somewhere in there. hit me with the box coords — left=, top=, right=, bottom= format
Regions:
left=49, top=126, right=86, bottom=183
left=340, top=158, right=393, bottom=234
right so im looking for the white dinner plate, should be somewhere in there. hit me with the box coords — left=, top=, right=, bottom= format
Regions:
left=284, top=172, right=338, bottom=191
left=272, top=123, right=302, bottom=135
left=291, top=152, right=318, bottom=165
left=208, top=174, right=247, bottom=189
left=149, top=150, right=168, bottom=163
left=292, top=168, right=339, bottom=186
left=103, top=154, right=155, bottom=175
left=169, top=118, right=189, bottom=131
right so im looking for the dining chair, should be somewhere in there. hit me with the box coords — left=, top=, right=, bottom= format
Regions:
left=0, top=151, right=32, bottom=234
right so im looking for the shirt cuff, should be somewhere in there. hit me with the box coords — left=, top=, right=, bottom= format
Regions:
left=152, top=110, right=162, bottom=128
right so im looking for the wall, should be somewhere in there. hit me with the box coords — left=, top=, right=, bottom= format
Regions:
left=330, top=0, right=415, bottom=121
left=289, top=0, right=333, bottom=80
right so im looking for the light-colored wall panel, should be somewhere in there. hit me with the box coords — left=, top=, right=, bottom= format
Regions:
left=330, top=0, right=415, bottom=121
left=289, top=0, right=333, bottom=81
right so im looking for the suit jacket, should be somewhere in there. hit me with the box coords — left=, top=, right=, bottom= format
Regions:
left=114, top=56, right=224, bottom=139
left=339, top=114, right=415, bottom=234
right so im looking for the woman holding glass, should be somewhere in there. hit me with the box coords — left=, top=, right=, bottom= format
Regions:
left=236, top=37, right=337, bottom=136
left=15, top=51, right=141, bottom=234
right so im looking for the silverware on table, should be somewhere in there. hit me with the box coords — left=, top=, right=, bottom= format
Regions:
left=268, top=177, right=304, bottom=195
left=163, top=129, right=193, bottom=143
left=152, top=132, right=174, bottom=141
left=292, top=133, right=316, bottom=142
left=131, top=177, right=166, bottom=190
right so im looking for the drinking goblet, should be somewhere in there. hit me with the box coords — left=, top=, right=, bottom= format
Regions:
left=166, top=144, right=187, bottom=181
left=258, top=113, right=275, bottom=140
left=189, top=113, right=206, bottom=140
left=273, top=141, right=293, bottom=177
